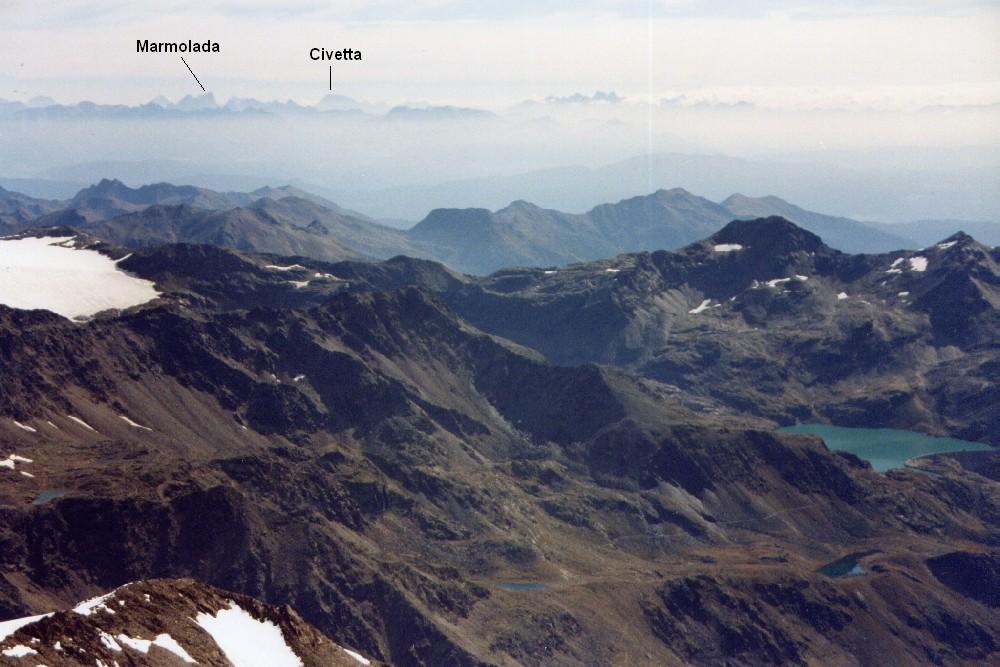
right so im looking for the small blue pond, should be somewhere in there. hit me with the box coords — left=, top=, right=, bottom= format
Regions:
left=817, top=551, right=877, bottom=578
left=496, top=582, right=546, bottom=591
left=32, top=489, right=67, bottom=506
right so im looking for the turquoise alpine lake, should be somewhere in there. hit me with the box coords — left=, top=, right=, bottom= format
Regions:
left=778, top=424, right=993, bottom=472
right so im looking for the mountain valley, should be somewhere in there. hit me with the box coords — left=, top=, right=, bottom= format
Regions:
left=0, top=222, right=996, bottom=665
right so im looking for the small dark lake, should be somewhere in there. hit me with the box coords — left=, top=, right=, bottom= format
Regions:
left=496, top=582, right=546, bottom=591
left=778, top=424, right=993, bottom=472
left=32, top=489, right=66, bottom=506
left=817, top=551, right=878, bottom=578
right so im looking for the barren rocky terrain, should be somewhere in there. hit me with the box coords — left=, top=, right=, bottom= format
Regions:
left=0, top=222, right=996, bottom=665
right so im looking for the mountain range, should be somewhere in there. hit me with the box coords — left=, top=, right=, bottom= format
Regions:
left=6, top=178, right=995, bottom=276
left=0, top=219, right=997, bottom=664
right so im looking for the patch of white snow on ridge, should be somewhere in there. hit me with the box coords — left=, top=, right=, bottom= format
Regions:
left=543, top=270, right=557, bottom=275
left=837, top=292, right=849, bottom=300
left=153, top=634, right=196, bottom=663
left=12, top=420, right=36, bottom=433
left=0, top=613, right=53, bottom=641
left=1, top=644, right=36, bottom=657
left=713, top=243, right=743, bottom=252
left=1, top=454, right=32, bottom=471
left=898, top=291, right=910, bottom=297
left=605, top=268, right=620, bottom=273
left=195, top=601, right=303, bottom=667
left=73, top=591, right=116, bottom=616
left=265, top=264, right=306, bottom=272
left=99, top=630, right=122, bottom=651
left=116, top=634, right=152, bottom=653
left=688, top=299, right=712, bottom=314
left=67, top=416, right=97, bottom=432
left=909, top=256, right=928, bottom=272
left=116, top=632, right=193, bottom=662
left=119, top=415, right=152, bottom=431
left=0, top=236, right=159, bottom=320
left=936, top=241, right=957, bottom=250
left=344, top=647, right=371, bottom=665
left=287, top=280, right=310, bottom=289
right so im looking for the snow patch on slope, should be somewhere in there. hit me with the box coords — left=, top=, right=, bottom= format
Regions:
left=117, top=633, right=195, bottom=663
left=0, top=613, right=52, bottom=641
left=688, top=299, right=712, bottom=314
left=345, top=647, right=372, bottom=665
left=0, top=236, right=159, bottom=320
left=0, top=454, right=32, bottom=471
left=119, top=415, right=152, bottom=431
left=67, top=415, right=97, bottom=432
left=73, top=591, right=116, bottom=616
left=195, top=601, right=303, bottom=667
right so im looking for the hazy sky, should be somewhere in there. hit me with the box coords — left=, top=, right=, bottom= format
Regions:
left=2, top=1, right=999, bottom=110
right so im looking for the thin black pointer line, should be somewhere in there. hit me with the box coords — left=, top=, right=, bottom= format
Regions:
left=329, top=65, right=332, bottom=91
left=180, top=56, right=206, bottom=92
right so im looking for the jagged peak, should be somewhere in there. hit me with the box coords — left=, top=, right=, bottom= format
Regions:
left=712, top=216, right=827, bottom=253
left=938, top=231, right=975, bottom=245
left=91, top=177, right=128, bottom=191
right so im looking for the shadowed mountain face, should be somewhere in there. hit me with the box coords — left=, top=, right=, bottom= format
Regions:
left=60, top=178, right=369, bottom=222
left=2, top=180, right=962, bottom=276
left=409, top=189, right=739, bottom=273
left=0, top=225, right=997, bottom=665
left=80, top=203, right=365, bottom=262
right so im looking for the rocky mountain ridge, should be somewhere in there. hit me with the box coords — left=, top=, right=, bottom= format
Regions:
left=0, top=578, right=376, bottom=666
left=4, top=179, right=979, bottom=275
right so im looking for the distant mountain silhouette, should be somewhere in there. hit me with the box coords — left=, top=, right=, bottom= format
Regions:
left=721, top=193, right=913, bottom=253
left=4, top=178, right=993, bottom=275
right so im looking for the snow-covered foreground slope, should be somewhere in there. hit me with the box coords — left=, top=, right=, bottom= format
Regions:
left=0, top=578, right=376, bottom=666
left=0, top=235, right=159, bottom=320
left=195, top=602, right=304, bottom=667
